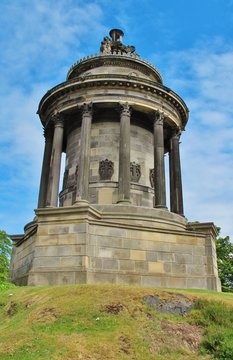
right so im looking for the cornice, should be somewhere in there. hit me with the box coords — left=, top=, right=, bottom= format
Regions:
left=38, top=75, right=189, bottom=127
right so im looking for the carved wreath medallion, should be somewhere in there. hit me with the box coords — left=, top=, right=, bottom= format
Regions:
left=99, top=159, right=114, bottom=180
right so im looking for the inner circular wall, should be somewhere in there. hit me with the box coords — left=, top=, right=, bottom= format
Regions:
left=59, top=110, right=154, bottom=207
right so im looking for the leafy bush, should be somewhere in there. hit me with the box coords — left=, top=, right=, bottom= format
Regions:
left=191, top=298, right=233, bottom=359
left=216, top=228, right=233, bottom=292
left=0, top=282, right=16, bottom=291
left=0, top=230, right=12, bottom=283
left=202, top=325, right=233, bottom=359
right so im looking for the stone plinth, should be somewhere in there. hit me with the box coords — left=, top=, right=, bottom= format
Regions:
left=10, top=205, right=221, bottom=291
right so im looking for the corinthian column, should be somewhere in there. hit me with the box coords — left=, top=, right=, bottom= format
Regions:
left=75, top=103, right=93, bottom=203
left=169, top=129, right=184, bottom=215
left=118, top=103, right=131, bottom=203
left=153, top=111, right=167, bottom=208
left=46, top=113, right=64, bottom=207
left=37, top=126, right=53, bottom=208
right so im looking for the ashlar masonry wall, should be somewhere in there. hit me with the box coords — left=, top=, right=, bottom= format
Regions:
left=9, top=205, right=220, bottom=291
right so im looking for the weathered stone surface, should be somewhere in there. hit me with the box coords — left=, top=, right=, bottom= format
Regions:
left=144, top=295, right=193, bottom=316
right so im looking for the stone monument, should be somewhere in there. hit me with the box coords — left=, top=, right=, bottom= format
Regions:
left=10, top=29, right=221, bottom=290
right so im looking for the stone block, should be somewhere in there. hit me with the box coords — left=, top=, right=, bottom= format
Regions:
left=141, top=275, right=162, bottom=287
left=37, top=225, right=50, bottom=236
left=187, top=264, right=206, bottom=276
left=87, top=272, right=117, bottom=284
left=109, top=228, right=127, bottom=237
left=82, top=256, right=89, bottom=268
left=135, top=260, right=148, bottom=272
left=98, top=188, right=113, bottom=204
left=71, top=223, right=88, bottom=233
left=117, top=274, right=141, bottom=285
left=112, top=248, right=130, bottom=259
left=102, top=259, right=118, bottom=270
left=89, top=257, right=102, bottom=269
left=57, top=233, right=86, bottom=245
left=157, top=252, right=174, bottom=262
left=193, top=246, right=205, bottom=256
left=37, top=235, right=59, bottom=246
left=174, top=254, right=193, bottom=264
left=163, top=276, right=187, bottom=288
left=146, top=252, right=158, bottom=262
left=33, top=256, right=61, bottom=268
left=187, top=277, right=207, bottom=289
left=48, top=226, right=70, bottom=235
left=130, top=250, right=146, bottom=261
left=148, top=262, right=164, bottom=273
left=119, top=259, right=135, bottom=271
left=172, top=263, right=187, bottom=274
left=207, top=276, right=221, bottom=291
left=98, top=248, right=113, bottom=258
left=164, top=263, right=172, bottom=273
left=96, top=235, right=123, bottom=248
left=60, top=256, right=83, bottom=267
left=170, top=244, right=193, bottom=255
left=193, top=255, right=206, bottom=265
left=89, top=234, right=97, bottom=246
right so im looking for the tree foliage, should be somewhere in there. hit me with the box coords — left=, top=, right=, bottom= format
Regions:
left=216, top=228, right=233, bottom=292
left=0, top=230, right=12, bottom=283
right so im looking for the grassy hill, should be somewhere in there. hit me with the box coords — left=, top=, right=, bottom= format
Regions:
left=0, top=284, right=233, bottom=360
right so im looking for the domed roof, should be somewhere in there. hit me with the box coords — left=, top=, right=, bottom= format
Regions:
left=67, top=29, right=163, bottom=84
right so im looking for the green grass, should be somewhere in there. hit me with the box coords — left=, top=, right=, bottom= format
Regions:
left=0, top=285, right=232, bottom=359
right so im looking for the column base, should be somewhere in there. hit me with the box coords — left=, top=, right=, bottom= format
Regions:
left=154, top=205, right=168, bottom=210
left=74, top=199, right=89, bottom=206
left=117, top=199, right=131, bottom=205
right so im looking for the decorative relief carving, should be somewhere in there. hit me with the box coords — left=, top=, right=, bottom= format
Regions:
left=100, top=30, right=137, bottom=56
left=149, top=168, right=154, bottom=188
left=130, top=162, right=141, bottom=183
left=43, top=125, right=53, bottom=140
left=100, top=36, right=112, bottom=54
left=154, top=110, right=164, bottom=125
left=120, top=103, right=131, bottom=117
left=51, top=112, right=64, bottom=126
left=172, top=128, right=182, bottom=141
left=99, top=159, right=114, bottom=180
left=82, top=102, right=93, bottom=117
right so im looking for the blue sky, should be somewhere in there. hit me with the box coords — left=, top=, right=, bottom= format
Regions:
left=0, top=0, right=233, bottom=240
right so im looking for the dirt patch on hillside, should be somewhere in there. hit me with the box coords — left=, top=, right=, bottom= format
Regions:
left=102, top=303, right=124, bottom=314
left=160, top=320, right=203, bottom=352
left=6, top=301, right=18, bottom=317
left=29, top=307, right=59, bottom=323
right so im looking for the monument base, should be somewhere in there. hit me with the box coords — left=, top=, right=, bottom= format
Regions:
left=10, top=204, right=221, bottom=291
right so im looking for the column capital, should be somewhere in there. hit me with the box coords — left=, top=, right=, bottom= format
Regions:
left=171, top=128, right=182, bottom=141
left=51, top=112, right=64, bottom=127
left=119, top=103, right=132, bottom=117
left=82, top=102, right=93, bottom=117
left=154, top=110, right=164, bottom=125
left=43, top=125, right=53, bottom=140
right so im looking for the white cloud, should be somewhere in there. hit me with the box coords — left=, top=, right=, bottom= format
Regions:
left=0, top=0, right=105, bottom=233
left=153, top=41, right=233, bottom=239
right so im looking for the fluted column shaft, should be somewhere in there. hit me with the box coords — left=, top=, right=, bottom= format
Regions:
left=46, top=113, right=64, bottom=207
left=37, top=127, right=53, bottom=208
left=169, top=130, right=184, bottom=215
left=75, top=103, right=93, bottom=203
left=118, top=104, right=131, bottom=203
left=153, top=111, right=167, bottom=208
